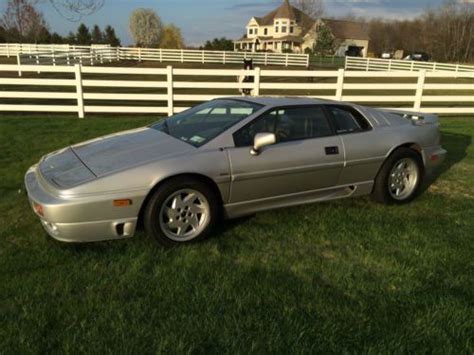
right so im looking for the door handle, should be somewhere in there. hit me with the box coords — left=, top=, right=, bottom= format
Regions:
left=325, top=146, right=339, bottom=155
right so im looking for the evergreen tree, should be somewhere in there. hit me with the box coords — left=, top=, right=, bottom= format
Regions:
left=91, top=24, right=103, bottom=44
left=76, top=23, right=91, bottom=45
left=66, top=31, right=76, bottom=44
left=104, top=25, right=121, bottom=46
left=50, top=32, right=64, bottom=44
left=202, top=37, right=233, bottom=51
left=0, top=25, right=5, bottom=42
left=313, top=23, right=334, bottom=56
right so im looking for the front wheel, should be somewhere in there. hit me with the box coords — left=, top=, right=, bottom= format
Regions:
left=144, top=178, right=218, bottom=247
left=372, top=148, right=424, bottom=204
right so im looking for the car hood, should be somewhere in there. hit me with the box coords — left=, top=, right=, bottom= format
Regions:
left=39, top=127, right=194, bottom=189
left=71, top=127, right=194, bottom=177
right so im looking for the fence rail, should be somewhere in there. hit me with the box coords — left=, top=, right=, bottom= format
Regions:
left=345, top=56, right=474, bottom=73
left=0, top=63, right=472, bottom=118
left=0, top=43, right=309, bottom=67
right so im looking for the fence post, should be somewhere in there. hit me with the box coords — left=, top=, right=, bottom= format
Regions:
left=414, top=69, right=426, bottom=111
left=166, top=65, right=174, bottom=117
left=432, top=62, right=437, bottom=72
left=344, top=57, right=348, bottom=70
left=138, top=47, right=142, bottom=62
left=202, top=51, right=205, bottom=64
left=285, top=53, right=289, bottom=67
left=74, top=64, right=85, bottom=119
left=335, top=68, right=345, bottom=101
left=181, top=49, right=184, bottom=63
left=6, top=43, right=10, bottom=57
left=366, top=58, right=370, bottom=71
left=116, top=47, right=120, bottom=61
left=254, top=67, right=261, bottom=96
left=52, top=49, right=56, bottom=66
left=388, top=59, right=392, bottom=71
left=410, top=61, right=415, bottom=71
left=35, top=55, right=40, bottom=74
left=223, top=51, right=226, bottom=65
left=16, top=54, right=22, bottom=77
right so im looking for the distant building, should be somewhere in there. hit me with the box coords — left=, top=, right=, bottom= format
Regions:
left=233, top=0, right=370, bottom=57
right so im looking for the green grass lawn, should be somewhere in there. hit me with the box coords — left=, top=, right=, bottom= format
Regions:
left=0, top=114, right=473, bottom=353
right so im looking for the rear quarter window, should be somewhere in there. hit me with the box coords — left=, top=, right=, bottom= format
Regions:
left=326, top=105, right=371, bottom=134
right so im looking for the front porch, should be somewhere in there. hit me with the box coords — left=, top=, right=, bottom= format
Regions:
left=233, top=38, right=302, bottom=53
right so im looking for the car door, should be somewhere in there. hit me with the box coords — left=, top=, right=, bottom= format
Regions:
left=226, top=106, right=345, bottom=203
left=324, top=105, right=384, bottom=185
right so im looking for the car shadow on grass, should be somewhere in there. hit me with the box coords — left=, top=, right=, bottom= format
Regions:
left=421, top=132, right=472, bottom=192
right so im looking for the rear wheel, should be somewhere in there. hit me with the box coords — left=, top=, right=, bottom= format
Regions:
left=144, top=177, right=218, bottom=247
left=372, top=147, right=423, bottom=204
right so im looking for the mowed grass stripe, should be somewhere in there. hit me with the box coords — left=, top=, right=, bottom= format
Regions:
left=0, top=115, right=473, bottom=353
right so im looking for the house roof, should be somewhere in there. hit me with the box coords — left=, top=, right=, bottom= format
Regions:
left=244, top=1, right=370, bottom=42
left=322, top=18, right=370, bottom=40
left=254, top=0, right=313, bottom=30
left=275, top=0, right=296, bottom=20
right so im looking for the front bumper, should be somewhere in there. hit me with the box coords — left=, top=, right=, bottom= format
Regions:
left=25, top=166, right=141, bottom=243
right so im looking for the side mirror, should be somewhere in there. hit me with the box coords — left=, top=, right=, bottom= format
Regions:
left=251, top=132, right=276, bottom=156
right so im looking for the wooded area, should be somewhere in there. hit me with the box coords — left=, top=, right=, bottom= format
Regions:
left=367, top=1, right=473, bottom=63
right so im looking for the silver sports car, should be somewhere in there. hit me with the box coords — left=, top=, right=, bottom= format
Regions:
left=25, top=97, right=446, bottom=246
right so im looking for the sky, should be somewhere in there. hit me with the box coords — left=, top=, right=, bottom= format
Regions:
left=0, top=0, right=457, bottom=46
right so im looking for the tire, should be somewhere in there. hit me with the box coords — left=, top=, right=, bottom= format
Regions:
left=371, top=147, right=424, bottom=205
left=143, top=177, right=219, bottom=247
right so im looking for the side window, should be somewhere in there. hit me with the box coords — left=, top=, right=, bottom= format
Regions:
left=233, top=106, right=333, bottom=147
left=275, top=107, right=332, bottom=143
left=326, top=105, right=371, bottom=134
left=233, top=111, right=276, bottom=147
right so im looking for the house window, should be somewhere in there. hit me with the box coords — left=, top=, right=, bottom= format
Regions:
left=290, top=26, right=294, bottom=34
left=264, top=28, right=268, bottom=36
left=275, top=26, right=279, bottom=33
left=282, top=26, right=287, bottom=33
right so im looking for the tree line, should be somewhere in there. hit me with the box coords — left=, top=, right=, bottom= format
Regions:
left=366, top=1, right=473, bottom=63
left=0, top=0, right=120, bottom=46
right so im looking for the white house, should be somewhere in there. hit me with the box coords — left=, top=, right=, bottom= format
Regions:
left=233, top=0, right=370, bottom=57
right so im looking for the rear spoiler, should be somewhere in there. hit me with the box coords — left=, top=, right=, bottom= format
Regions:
left=382, top=109, right=439, bottom=125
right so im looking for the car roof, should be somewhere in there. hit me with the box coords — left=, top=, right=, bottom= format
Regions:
left=220, top=96, right=337, bottom=108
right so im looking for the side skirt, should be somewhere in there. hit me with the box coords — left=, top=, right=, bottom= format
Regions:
left=223, top=181, right=374, bottom=219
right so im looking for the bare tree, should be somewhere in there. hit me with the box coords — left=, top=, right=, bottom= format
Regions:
left=2, top=0, right=49, bottom=43
left=129, top=8, right=163, bottom=47
left=292, top=0, right=324, bottom=19
left=34, top=0, right=104, bottom=21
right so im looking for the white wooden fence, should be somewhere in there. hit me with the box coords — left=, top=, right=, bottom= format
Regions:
left=0, top=63, right=472, bottom=118
left=0, top=43, right=310, bottom=67
left=345, top=56, right=474, bottom=73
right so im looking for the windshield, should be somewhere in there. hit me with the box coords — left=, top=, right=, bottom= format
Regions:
left=151, top=99, right=263, bottom=147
